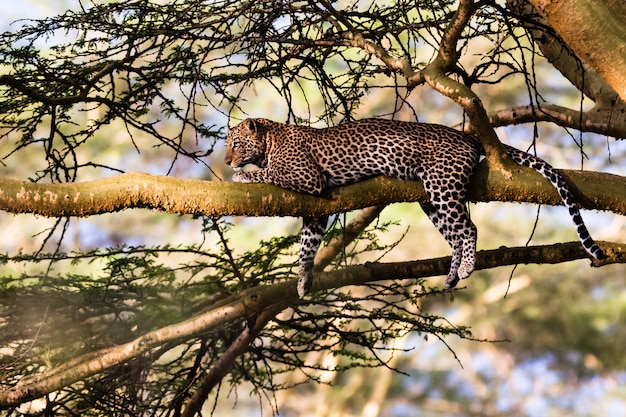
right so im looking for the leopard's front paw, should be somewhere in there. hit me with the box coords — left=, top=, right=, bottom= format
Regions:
left=232, top=171, right=251, bottom=183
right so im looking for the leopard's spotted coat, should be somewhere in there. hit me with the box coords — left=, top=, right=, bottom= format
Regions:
left=225, top=118, right=604, bottom=297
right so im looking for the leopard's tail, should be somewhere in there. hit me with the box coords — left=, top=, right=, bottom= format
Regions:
left=504, top=144, right=605, bottom=260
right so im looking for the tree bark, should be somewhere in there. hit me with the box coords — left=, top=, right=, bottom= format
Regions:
left=1, top=166, right=624, bottom=219
left=504, top=0, right=626, bottom=140
left=527, top=0, right=626, bottom=101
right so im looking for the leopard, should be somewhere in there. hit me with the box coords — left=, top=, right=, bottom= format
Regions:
left=225, top=118, right=605, bottom=297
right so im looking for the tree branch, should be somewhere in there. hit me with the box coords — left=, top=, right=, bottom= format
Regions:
left=420, top=0, right=515, bottom=177
left=506, top=0, right=619, bottom=105
left=484, top=104, right=626, bottom=138
left=180, top=306, right=283, bottom=417
left=0, top=74, right=114, bottom=107
left=1, top=165, right=624, bottom=220
left=187, top=206, right=390, bottom=414
left=314, top=206, right=386, bottom=272
left=1, top=295, right=254, bottom=408
left=1, top=241, right=623, bottom=408
left=505, top=0, right=626, bottom=137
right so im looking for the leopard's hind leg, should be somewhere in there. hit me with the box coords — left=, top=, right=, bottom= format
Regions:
left=421, top=175, right=477, bottom=288
left=420, top=201, right=463, bottom=287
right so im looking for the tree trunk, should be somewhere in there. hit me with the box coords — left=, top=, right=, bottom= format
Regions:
left=527, top=0, right=626, bottom=100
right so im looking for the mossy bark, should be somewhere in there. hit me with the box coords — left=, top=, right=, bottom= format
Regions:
left=0, top=167, right=624, bottom=219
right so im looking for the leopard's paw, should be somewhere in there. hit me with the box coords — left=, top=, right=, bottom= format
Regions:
left=444, top=272, right=459, bottom=289
left=232, top=171, right=251, bottom=183
left=297, top=273, right=313, bottom=298
left=457, top=258, right=475, bottom=280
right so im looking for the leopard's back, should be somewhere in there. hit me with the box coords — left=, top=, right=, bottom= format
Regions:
left=226, top=118, right=483, bottom=193
left=309, top=119, right=483, bottom=187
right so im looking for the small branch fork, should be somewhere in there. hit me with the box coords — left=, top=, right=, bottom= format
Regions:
left=420, top=0, right=514, bottom=174
left=180, top=305, right=284, bottom=417
left=337, top=0, right=511, bottom=170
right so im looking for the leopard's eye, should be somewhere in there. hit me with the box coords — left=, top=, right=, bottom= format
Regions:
left=231, top=141, right=239, bottom=150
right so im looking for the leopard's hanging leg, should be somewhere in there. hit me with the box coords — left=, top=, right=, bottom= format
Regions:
left=420, top=201, right=463, bottom=286
left=420, top=171, right=477, bottom=288
left=420, top=200, right=477, bottom=288
left=298, top=216, right=329, bottom=297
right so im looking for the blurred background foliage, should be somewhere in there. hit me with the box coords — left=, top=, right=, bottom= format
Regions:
left=0, top=1, right=625, bottom=416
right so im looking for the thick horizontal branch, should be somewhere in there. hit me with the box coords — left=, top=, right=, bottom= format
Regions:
left=2, top=240, right=623, bottom=408
left=0, top=165, right=624, bottom=219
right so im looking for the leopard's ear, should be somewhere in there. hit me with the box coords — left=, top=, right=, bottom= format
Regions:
left=243, top=118, right=258, bottom=134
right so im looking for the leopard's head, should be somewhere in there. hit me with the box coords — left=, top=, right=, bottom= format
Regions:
left=225, top=118, right=268, bottom=170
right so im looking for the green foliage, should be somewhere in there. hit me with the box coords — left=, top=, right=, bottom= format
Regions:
left=263, top=283, right=471, bottom=376
left=0, top=215, right=475, bottom=414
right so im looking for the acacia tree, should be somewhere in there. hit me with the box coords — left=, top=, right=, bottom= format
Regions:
left=0, top=0, right=625, bottom=415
